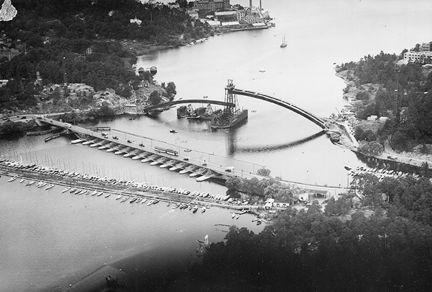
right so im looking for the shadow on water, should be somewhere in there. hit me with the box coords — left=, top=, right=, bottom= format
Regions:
left=43, top=243, right=196, bottom=292
left=227, top=130, right=326, bottom=155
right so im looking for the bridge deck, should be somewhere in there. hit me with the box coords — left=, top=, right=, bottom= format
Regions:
left=36, top=117, right=262, bottom=181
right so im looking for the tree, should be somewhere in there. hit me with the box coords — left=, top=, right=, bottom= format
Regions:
left=225, top=176, right=242, bottom=191
left=324, top=196, right=352, bottom=216
left=166, top=81, right=176, bottom=97
left=358, top=141, right=384, bottom=156
left=148, top=90, right=161, bottom=105
left=390, top=130, right=410, bottom=151
left=257, top=167, right=271, bottom=177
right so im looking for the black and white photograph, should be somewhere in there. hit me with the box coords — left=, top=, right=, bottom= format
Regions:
left=1, top=0, right=432, bottom=291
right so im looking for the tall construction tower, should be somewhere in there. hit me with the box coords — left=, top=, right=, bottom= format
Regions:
left=225, top=79, right=239, bottom=114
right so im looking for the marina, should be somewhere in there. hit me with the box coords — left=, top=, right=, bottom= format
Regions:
left=0, top=158, right=256, bottom=212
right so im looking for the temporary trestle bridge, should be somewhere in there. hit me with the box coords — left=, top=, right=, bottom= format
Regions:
left=35, top=117, right=261, bottom=183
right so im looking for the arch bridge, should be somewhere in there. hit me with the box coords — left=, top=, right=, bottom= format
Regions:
left=226, top=81, right=327, bottom=129
left=143, top=99, right=234, bottom=113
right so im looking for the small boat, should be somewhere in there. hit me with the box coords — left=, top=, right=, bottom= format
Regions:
left=192, top=206, right=198, bottom=213
left=69, top=188, right=77, bottom=194
left=115, top=195, right=123, bottom=200
left=184, top=149, right=192, bottom=152
left=232, top=213, right=236, bottom=219
left=61, top=187, right=71, bottom=193
left=45, top=184, right=54, bottom=190
left=105, top=194, right=110, bottom=198
left=90, top=191, right=98, bottom=196
left=201, top=207, right=206, bottom=213
left=152, top=200, right=159, bottom=205
left=121, top=197, right=129, bottom=203
left=27, top=181, right=35, bottom=186
left=141, top=199, right=147, bottom=204
left=8, top=177, right=17, bottom=182
left=97, top=192, right=104, bottom=197
left=256, top=220, right=262, bottom=225
left=146, top=200, right=154, bottom=206
left=169, top=129, right=177, bottom=134
left=130, top=198, right=137, bottom=203
left=80, top=190, right=88, bottom=195
left=280, top=35, right=287, bottom=48
left=19, top=179, right=25, bottom=183
left=135, top=198, right=141, bottom=204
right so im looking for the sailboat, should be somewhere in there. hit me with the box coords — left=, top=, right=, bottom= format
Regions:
left=280, top=35, right=287, bottom=48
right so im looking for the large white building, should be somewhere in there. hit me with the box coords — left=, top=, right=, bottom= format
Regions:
left=404, top=51, right=432, bottom=64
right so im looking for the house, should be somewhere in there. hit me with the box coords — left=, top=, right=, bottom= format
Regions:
left=296, top=193, right=311, bottom=202
left=124, top=104, right=137, bottom=115
left=420, top=42, right=432, bottom=52
left=264, top=198, right=274, bottom=209
left=187, top=9, right=199, bottom=19
left=0, top=79, right=8, bottom=88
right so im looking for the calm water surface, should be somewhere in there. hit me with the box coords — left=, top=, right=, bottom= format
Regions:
left=1, top=0, right=431, bottom=290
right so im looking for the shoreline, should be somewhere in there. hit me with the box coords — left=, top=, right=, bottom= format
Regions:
left=334, top=69, right=432, bottom=172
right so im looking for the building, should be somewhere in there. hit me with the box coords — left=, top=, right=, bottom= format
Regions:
left=124, top=104, right=137, bottom=115
left=194, top=0, right=230, bottom=14
left=186, top=9, right=199, bottom=19
left=0, top=79, right=8, bottom=88
left=264, top=198, right=274, bottom=209
left=215, top=10, right=238, bottom=22
left=420, top=42, right=432, bottom=52
left=404, top=51, right=432, bottom=64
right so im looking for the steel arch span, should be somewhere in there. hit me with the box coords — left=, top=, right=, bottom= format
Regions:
left=227, top=87, right=327, bottom=129
left=143, top=99, right=234, bottom=112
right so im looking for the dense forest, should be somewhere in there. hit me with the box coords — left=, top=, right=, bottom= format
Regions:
left=187, top=174, right=432, bottom=291
left=337, top=52, right=432, bottom=152
left=0, top=0, right=209, bottom=111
